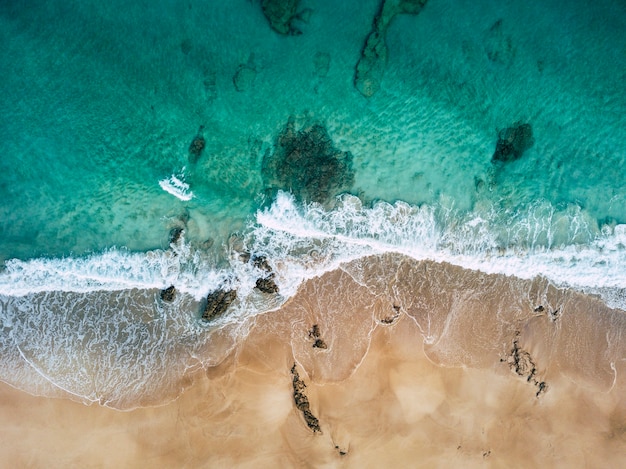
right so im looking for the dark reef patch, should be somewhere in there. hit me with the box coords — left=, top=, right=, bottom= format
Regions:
left=354, top=0, right=429, bottom=97
left=483, top=19, right=515, bottom=67
left=261, top=0, right=308, bottom=35
left=262, top=118, right=355, bottom=204
left=233, top=60, right=256, bottom=92
left=492, top=122, right=534, bottom=163
left=188, top=126, right=206, bottom=164
left=169, top=227, right=184, bottom=246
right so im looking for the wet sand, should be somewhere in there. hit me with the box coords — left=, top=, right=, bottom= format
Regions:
left=1, top=254, right=625, bottom=467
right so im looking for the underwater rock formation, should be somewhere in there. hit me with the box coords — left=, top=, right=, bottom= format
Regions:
left=483, top=19, right=516, bottom=67
left=261, top=0, right=304, bottom=35
left=202, top=289, right=237, bottom=322
left=313, top=52, right=330, bottom=78
left=169, top=227, right=184, bottom=246
left=233, top=54, right=257, bottom=92
left=492, top=122, right=534, bottom=163
left=188, top=126, right=206, bottom=163
left=262, top=118, right=355, bottom=204
left=354, top=0, right=429, bottom=97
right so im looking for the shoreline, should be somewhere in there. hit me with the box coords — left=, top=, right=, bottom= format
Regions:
left=1, top=255, right=625, bottom=467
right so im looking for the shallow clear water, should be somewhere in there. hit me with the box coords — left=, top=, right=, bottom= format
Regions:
left=1, top=0, right=625, bottom=407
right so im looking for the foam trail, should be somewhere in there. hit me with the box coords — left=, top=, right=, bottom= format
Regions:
left=0, top=244, right=226, bottom=300
left=159, top=168, right=193, bottom=201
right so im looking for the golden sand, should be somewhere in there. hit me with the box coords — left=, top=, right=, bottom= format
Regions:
left=1, top=254, right=625, bottom=467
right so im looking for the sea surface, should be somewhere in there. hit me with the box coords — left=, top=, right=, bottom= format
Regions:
left=1, top=0, right=625, bottom=409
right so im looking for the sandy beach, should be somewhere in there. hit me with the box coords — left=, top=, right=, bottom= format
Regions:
left=1, top=254, right=625, bottom=468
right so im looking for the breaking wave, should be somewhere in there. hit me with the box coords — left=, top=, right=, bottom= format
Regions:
left=1, top=191, right=625, bottom=409
left=159, top=169, right=193, bottom=201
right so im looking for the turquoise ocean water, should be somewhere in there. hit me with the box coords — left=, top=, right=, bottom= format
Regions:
left=1, top=0, right=625, bottom=408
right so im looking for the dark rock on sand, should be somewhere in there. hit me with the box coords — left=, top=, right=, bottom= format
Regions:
left=202, top=289, right=237, bottom=322
left=492, top=122, right=534, bottom=163
left=262, top=118, right=355, bottom=204
left=291, top=364, right=321, bottom=432
left=354, top=0, right=429, bottom=97
left=313, top=339, right=327, bottom=349
left=160, top=285, right=176, bottom=302
left=309, top=324, right=321, bottom=338
left=533, top=304, right=560, bottom=321
left=261, top=0, right=303, bottom=35
left=380, top=304, right=401, bottom=324
left=188, top=126, right=206, bottom=163
left=308, top=325, right=327, bottom=348
left=503, top=333, right=548, bottom=397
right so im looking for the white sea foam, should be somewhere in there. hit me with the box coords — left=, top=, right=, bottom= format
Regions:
left=0, top=244, right=225, bottom=301
left=248, top=192, right=626, bottom=309
left=2, top=191, right=625, bottom=310
left=159, top=168, right=193, bottom=201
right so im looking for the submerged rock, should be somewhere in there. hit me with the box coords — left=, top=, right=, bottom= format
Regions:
left=202, top=289, right=237, bottom=322
left=354, top=0, right=429, bottom=97
left=313, top=52, right=330, bottom=78
left=188, top=126, right=206, bottom=163
left=233, top=54, right=257, bottom=92
left=262, top=118, right=355, bottom=204
left=492, top=122, right=534, bottom=163
left=483, top=19, right=515, bottom=67
left=160, top=285, right=176, bottom=302
left=169, top=227, right=184, bottom=245
left=354, top=30, right=387, bottom=98
left=261, top=0, right=303, bottom=35
left=233, top=64, right=256, bottom=92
